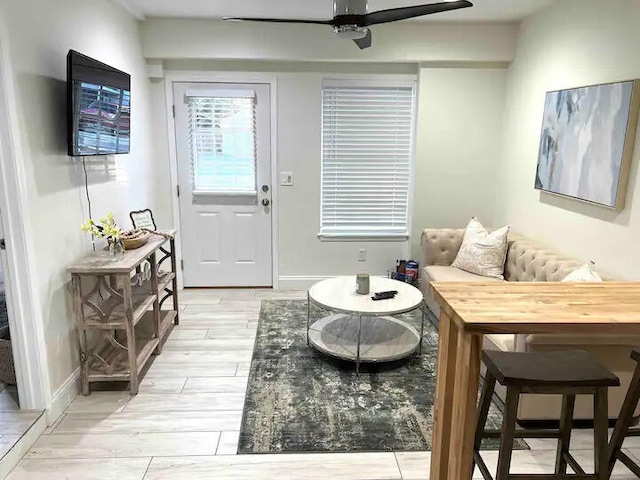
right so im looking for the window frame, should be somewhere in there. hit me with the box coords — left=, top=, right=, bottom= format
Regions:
left=318, top=77, right=418, bottom=242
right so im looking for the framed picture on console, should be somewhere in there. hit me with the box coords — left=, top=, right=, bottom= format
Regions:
left=129, top=208, right=156, bottom=230
left=535, top=79, right=640, bottom=210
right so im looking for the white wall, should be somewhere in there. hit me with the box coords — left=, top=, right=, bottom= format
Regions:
left=141, top=19, right=518, bottom=64
left=275, top=71, right=411, bottom=285
left=497, top=0, right=640, bottom=279
left=142, top=19, right=516, bottom=286
left=0, top=0, right=158, bottom=401
left=410, top=66, right=507, bottom=259
left=155, top=62, right=419, bottom=288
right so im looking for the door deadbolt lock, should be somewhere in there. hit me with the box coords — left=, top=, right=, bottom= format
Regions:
left=262, top=185, right=269, bottom=193
left=262, top=198, right=270, bottom=206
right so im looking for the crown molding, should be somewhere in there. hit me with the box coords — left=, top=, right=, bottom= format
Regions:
left=111, top=0, right=146, bottom=21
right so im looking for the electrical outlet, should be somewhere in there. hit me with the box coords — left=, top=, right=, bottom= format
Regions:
left=280, top=171, right=294, bottom=186
left=358, top=249, right=367, bottom=262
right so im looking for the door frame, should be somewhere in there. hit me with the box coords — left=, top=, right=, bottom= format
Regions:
left=0, top=20, right=51, bottom=410
left=164, top=72, right=279, bottom=289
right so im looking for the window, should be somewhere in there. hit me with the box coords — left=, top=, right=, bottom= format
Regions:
left=186, top=90, right=257, bottom=195
left=320, top=81, right=415, bottom=239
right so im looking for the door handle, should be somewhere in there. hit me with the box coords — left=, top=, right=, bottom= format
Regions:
left=262, top=198, right=270, bottom=207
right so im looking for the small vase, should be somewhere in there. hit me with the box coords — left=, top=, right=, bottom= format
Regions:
left=108, top=239, right=124, bottom=258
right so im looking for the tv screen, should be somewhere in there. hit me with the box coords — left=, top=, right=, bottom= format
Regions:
left=67, top=50, right=131, bottom=156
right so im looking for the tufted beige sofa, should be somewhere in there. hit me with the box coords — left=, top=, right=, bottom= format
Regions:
left=420, top=228, right=640, bottom=424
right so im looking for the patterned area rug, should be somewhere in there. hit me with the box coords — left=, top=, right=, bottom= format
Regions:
left=0, top=292, right=8, bottom=328
left=239, top=299, right=528, bottom=454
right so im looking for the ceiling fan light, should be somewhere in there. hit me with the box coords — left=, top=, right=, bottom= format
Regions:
left=333, top=25, right=369, bottom=40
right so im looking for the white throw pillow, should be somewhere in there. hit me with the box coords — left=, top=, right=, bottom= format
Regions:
left=562, top=262, right=603, bottom=282
left=451, top=217, right=510, bottom=280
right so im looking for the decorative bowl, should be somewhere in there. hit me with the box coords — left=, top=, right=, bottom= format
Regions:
left=121, top=230, right=151, bottom=250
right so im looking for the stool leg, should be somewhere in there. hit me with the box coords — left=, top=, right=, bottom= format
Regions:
left=555, top=394, right=575, bottom=475
left=594, top=387, right=608, bottom=480
left=608, top=362, right=640, bottom=477
left=496, top=387, right=520, bottom=480
left=475, top=372, right=497, bottom=453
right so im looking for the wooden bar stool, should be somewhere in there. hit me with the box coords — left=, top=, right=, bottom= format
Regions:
left=475, top=350, right=620, bottom=480
left=608, top=349, right=640, bottom=478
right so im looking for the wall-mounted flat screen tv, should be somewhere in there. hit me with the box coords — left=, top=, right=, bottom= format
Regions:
left=67, top=50, right=131, bottom=156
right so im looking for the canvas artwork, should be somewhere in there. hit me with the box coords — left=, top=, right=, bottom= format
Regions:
left=535, top=80, right=640, bottom=209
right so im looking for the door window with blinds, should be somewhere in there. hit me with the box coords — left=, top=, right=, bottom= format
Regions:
left=186, top=90, right=257, bottom=195
left=320, top=81, right=415, bottom=238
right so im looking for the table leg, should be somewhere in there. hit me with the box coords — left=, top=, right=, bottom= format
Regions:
left=122, top=275, right=139, bottom=395
left=150, top=252, right=161, bottom=354
left=449, top=329, right=483, bottom=480
left=356, top=313, right=362, bottom=376
left=419, top=302, right=426, bottom=355
left=430, top=310, right=460, bottom=480
left=72, top=276, right=90, bottom=396
left=306, top=293, right=310, bottom=346
left=170, top=238, right=179, bottom=325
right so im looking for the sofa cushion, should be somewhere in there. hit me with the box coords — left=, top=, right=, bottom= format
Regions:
left=421, top=228, right=465, bottom=267
left=504, top=237, right=583, bottom=282
left=526, top=334, right=640, bottom=347
left=452, top=217, right=510, bottom=279
left=420, top=265, right=502, bottom=319
left=562, top=262, right=603, bottom=282
left=424, top=265, right=504, bottom=283
left=485, top=334, right=515, bottom=352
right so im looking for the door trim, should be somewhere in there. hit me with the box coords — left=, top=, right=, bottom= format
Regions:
left=164, top=71, right=279, bottom=289
left=0, top=19, right=50, bottom=410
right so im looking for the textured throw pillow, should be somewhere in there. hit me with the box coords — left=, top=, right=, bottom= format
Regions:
left=451, top=217, right=510, bottom=279
left=562, top=262, right=603, bottom=282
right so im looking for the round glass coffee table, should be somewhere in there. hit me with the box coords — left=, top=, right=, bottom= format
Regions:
left=306, top=276, right=426, bottom=374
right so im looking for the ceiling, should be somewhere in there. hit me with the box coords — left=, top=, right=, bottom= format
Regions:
left=124, top=0, right=557, bottom=23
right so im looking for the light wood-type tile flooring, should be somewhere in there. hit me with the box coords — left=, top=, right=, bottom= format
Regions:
left=7, top=289, right=640, bottom=479
left=0, top=384, right=42, bottom=462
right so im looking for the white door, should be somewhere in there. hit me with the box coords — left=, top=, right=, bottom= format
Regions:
left=174, top=83, right=273, bottom=287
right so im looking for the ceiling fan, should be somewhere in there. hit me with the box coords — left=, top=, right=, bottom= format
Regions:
left=223, top=0, right=474, bottom=50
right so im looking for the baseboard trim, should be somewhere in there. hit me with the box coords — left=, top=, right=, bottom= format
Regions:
left=45, top=368, right=80, bottom=425
left=277, top=276, right=333, bottom=290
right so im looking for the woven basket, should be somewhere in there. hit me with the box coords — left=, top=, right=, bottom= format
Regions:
left=122, top=231, right=151, bottom=250
left=0, top=326, right=16, bottom=385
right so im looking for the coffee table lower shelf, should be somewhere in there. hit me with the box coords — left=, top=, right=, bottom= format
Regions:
left=307, top=313, right=421, bottom=364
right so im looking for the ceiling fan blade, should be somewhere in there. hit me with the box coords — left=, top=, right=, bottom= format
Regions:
left=353, top=29, right=372, bottom=49
left=360, top=0, right=473, bottom=26
left=223, top=17, right=333, bottom=25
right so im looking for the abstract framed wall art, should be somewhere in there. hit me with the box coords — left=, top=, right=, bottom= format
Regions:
left=535, top=80, right=640, bottom=210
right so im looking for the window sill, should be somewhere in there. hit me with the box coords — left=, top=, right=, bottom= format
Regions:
left=192, top=191, right=257, bottom=197
left=317, top=234, right=409, bottom=243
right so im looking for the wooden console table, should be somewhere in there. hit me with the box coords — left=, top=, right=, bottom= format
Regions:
left=429, top=281, right=640, bottom=480
left=67, top=230, right=179, bottom=395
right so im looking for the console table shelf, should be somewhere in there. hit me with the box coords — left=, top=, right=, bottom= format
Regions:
left=83, top=286, right=156, bottom=330
left=89, top=332, right=159, bottom=381
left=67, top=230, right=179, bottom=395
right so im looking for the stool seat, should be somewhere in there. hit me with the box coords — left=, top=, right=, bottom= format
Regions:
left=483, top=350, right=620, bottom=388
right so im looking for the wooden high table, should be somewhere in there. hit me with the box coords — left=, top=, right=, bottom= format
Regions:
left=429, top=282, right=640, bottom=480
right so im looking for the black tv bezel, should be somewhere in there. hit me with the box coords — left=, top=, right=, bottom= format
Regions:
left=67, top=50, right=131, bottom=157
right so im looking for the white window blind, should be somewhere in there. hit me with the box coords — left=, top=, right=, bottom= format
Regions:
left=321, top=84, right=415, bottom=238
left=186, top=92, right=257, bottom=195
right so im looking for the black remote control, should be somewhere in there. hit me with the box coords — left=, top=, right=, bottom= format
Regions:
left=374, top=290, right=398, bottom=297
left=372, top=292, right=396, bottom=301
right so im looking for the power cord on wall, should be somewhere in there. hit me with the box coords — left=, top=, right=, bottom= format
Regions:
left=81, top=157, right=96, bottom=251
